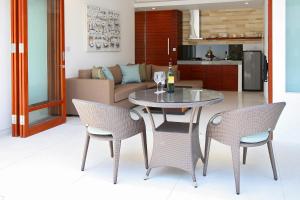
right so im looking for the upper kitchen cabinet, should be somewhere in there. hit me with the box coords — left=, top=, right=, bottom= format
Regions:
left=135, top=10, right=182, bottom=65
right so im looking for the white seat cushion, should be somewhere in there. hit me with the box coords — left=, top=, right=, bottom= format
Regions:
left=87, top=127, right=111, bottom=135
left=240, top=132, right=269, bottom=143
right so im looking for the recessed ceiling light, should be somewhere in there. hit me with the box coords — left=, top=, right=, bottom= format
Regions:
left=244, top=2, right=249, bottom=5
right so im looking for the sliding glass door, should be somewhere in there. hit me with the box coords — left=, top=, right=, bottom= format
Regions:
left=11, top=0, right=66, bottom=137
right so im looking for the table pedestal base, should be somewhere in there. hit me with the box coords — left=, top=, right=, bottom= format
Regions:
left=144, top=107, right=204, bottom=187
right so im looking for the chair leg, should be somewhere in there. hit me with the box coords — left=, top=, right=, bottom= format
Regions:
left=203, top=136, right=212, bottom=176
left=109, top=141, right=114, bottom=158
left=267, top=141, right=278, bottom=180
left=192, top=171, right=198, bottom=188
left=144, top=168, right=152, bottom=180
left=231, top=146, right=241, bottom=195
left=141, top=131, right=149, bottom=169
left=243, top=147, right=247, bottom=165
left=81, top=134, right=90, bottom=171
left=113, top=140, right=121, bottom=184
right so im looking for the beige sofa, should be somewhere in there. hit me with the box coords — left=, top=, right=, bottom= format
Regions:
left=67, top=65, right=203, bottom=115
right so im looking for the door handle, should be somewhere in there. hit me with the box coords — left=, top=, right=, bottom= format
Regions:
left=167, top=37, right=170, bottom=56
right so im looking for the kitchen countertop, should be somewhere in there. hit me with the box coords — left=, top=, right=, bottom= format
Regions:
left=177, top=60, right=242, bottom=65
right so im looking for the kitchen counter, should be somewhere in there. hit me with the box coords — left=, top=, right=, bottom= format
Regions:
left=177, top=60, right=242, bottom=65
left=178, top=60, right=243, bottom=92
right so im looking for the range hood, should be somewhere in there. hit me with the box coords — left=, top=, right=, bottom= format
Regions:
left=189, top=9, right=203, bottom=40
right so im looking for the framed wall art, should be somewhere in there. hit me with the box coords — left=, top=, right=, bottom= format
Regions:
left=86, top=5, right=121, bottom=52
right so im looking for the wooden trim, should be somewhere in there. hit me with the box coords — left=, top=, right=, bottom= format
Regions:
left=25, top=117, right=66, bottom=138
left=202, top=37, right=262, bottom=41
left=28, top=101, right=63, bottom=112
left=60, top=0, right=67, bottom=119
left=268, top=0, right=273, bottom=103
left=11, top=0, right=19, bottom=136
left=18, top=0, right=29, bottom=137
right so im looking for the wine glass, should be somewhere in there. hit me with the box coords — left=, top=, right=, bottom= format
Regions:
left=160, top=72, right=166, bottom=93
left=154, top=72, right=161, bottom=94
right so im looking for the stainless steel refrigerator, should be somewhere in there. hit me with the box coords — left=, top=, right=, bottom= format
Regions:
left=242, top=51, right=263, bottom=91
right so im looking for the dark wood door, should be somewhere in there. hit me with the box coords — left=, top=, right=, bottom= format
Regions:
left=135, top=11, right=146, bottom=64
left=135, top=10, right=182, bottom=65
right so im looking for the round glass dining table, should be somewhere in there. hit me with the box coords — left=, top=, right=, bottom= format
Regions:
left=128, top=88, right=224, bottom=187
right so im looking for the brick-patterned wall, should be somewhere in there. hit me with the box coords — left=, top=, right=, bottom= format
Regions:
left=183, top=8, right=264, bottom=45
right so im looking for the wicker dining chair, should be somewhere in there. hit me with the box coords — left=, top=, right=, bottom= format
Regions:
left=203, top=102, right=286, bottom=194
left=73, top=99, right=149, bottom=184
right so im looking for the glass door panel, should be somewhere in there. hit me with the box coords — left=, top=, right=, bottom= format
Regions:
left=286, top=0, right=300, bottom=92
left=29, top=106, right=61, bottom=126
left=28, top=0, right=49, bottom=105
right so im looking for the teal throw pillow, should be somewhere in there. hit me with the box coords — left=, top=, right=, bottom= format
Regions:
left=102, top=67, right=114, bottom=81
left=120, top=65, right=141, bottom=84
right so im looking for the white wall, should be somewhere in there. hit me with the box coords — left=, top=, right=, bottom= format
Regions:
left=273, top=0, right=300, bottom=143
left=0, top=0, right=12, bottom=134
left=64, top=0, right=135, bottom=78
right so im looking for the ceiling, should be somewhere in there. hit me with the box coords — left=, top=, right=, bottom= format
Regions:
left=134, top=0, right=264, bottom=11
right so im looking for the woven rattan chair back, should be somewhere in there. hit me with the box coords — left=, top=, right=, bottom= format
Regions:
left=207, top=102, right=286, bottom=146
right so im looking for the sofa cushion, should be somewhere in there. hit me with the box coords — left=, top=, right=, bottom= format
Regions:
left=109, top=65, right=122, bottom=84
left=151, top=65, right=179, bottom=81
left=102, top=67, right=114, bottom=81
left=120, top=65, right=141, bottom=84
left=145, top=64, right=152, bottom=81
left=128, top=63, right=147, bottom=82
left=92, top=66, right=106, bottom=79
left=144, top=81, right=156, bottom=89
left=114, top=83, right=147, bottom=102
left=79, top=69, right=92, bottom=79
left=175, top=80, right=203, bottom=88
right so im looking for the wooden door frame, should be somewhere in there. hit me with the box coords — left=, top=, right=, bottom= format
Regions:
left=12, top=0, right=66, bottom=137
left=11, top=0, right=19, bottom=137
left=268, top=0, right=273, bottom=103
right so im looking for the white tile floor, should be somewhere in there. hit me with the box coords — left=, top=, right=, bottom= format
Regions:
left=0, top=92, right=299, bottom=200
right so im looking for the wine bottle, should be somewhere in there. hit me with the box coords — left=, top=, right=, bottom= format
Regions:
left=167, top=65, right=175, bottom=93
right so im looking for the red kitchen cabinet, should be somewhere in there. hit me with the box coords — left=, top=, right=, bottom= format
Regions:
left=178, top=65, right=238, bottom=91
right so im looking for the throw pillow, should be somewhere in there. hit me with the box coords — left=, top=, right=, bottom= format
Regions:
left=102, top=66, right=114, bottom=81
left=145, top=64, right=152, bottom=81
left=120, top=65, right=141, bottom=84
left=91, top=66, right=106, bottom=79
left=109, top=65, right=122, bottom=84
left=128, top=63, right=147, bottom=82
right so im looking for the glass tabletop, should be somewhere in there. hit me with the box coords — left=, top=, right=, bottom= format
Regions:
left=129, top=88, right=224, bottom=108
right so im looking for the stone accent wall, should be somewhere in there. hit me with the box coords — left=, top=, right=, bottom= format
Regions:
left=182, top=8, right=264, bottom=45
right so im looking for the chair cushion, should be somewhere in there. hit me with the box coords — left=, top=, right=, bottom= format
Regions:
left=109, top=65, right=123, bottom=84
left=175, top=80, right=203, bottom=88
left=240, top=132, right=269, bottom=143
left=114, top=83, right=147, bottom=102
left=120, top=65, right=141, bottom=84
left=87, top=127, right=111, bottom=135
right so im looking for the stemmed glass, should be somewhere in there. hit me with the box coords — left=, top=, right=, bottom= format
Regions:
left=160, top=72, right=166, bottom=93
left=154, top=72, right=161, bottom=94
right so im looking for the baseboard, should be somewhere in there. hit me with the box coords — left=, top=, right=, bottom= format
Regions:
left=0, top=127, right=11, bottom=136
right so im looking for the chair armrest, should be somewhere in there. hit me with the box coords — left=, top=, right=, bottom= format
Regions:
left=66, top=78, right=114, bottom=115
left=208, top=112, right=223, bottom=126
left=130, top=109, right=143, bottom=120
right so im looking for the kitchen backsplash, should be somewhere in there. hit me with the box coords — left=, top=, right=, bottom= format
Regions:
left=196, top=45, right=229, bottom=60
